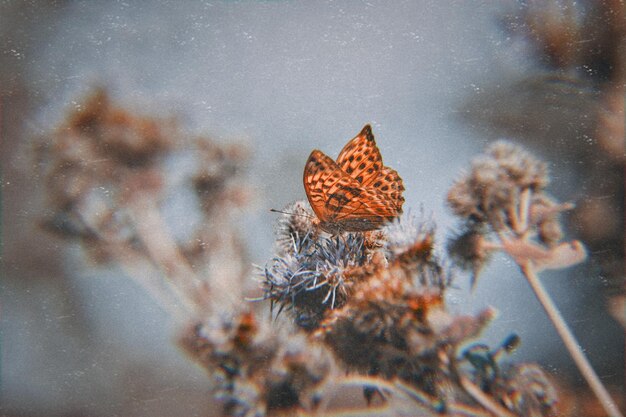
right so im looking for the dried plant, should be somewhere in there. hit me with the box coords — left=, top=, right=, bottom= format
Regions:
left=179, top=310, right=337, bottom=416
left=251, top=204, right=562, bottom=417
left=447, top=141, right=584, bottom=276
left=465, top=0, right=625, bottom=295
left=459, top=4, right=625, bottom=411
left=447, top=141, right=623, bottom=417
left=39, top=88, right=621, bottom=417
left=37, top=87, right=250, bottom=317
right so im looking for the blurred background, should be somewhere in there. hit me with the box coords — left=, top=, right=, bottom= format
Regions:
left=1, top=1, right=623, bottom=416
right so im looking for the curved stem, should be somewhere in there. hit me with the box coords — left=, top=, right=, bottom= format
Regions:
left=458, top=375, right=516, bottom=417
left=127, top=197, right=210, bottom=313
left=521, top=262, right=624, bottom=417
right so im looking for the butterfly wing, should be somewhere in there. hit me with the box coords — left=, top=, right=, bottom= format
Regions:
left=337, top=125, right=404, bottom=213
left=304, top=150, right=353, bottom=223
left=332, top=186, right=401, bottom=230
left=370, top=166, right=405, bottom=213
left=336, top=125, right=383, bottom=186
left=304, top=149, right=400, bottom=232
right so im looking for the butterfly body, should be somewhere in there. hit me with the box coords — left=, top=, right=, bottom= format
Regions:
left=303, top=125, right=404, bottom=234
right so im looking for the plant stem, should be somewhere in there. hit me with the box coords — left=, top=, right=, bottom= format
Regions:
left=458, top=375, right=516, bottom=417
left=128, top=197, right=210, bottom=313
left=521, top=262, right=624, bottom=417
left=519, top=188, right=530, bottom=227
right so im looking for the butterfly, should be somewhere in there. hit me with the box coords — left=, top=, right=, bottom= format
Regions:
left=303, top=124, right=404, bottom=234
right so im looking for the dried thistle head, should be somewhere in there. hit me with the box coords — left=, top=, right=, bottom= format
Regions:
left=263, top=209, right=450, bottom=330
left=36, top=88, right=179, bottom=265
left=527, top=194, right=568, bottom=246
left=273, top=200, right=319, bottom=256
left=38, top=90, right=172, bottom=225
left=263, top=226, right=370, bottom=330
left=320, top=294, right=494, bottom=388
left=383, top=210, right=435, bottom=258
left=65, top=88, right=176, bottom=167
left=193, top=138, right=251, bottom=216
left=493, top=364, right=558, bottom=417
left=39, top=87, right=249, bottom=272
left=447, top=226, right=493, bottom=287
left=261, top=208, right=519, bottom=406
left=447, top=141, right=548, bottom=231
left=180, top=309, right=334, bottom=416
left=447, top=141, right=585, bottom=278
left=460, top=336, right=557, bottom=417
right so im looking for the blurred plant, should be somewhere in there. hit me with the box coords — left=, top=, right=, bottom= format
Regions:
left=462, top=0, right=625, bottom=294
left=37, top=87, right=251, bottom=317
left=249, top=199, right=563, bottom=417
left=40, top=89, right=620, bottom=416
left=179, top=310, right=337, bottom=416
left=447, top=141, right=622, bottom=417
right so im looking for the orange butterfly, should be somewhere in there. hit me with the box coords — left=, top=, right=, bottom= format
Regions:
left=303, top=125, right=404, bottom=234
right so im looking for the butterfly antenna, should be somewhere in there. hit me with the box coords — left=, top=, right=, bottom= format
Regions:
left=269, top=208, right=315, bottom=219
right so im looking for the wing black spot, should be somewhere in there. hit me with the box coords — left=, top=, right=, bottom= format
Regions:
left=342, top=186, right=363, bottom=197
left=325, top=192, right=350, bottom=208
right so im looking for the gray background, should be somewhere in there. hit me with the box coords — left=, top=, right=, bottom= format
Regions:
left=2, top=1, right=622, bottom=415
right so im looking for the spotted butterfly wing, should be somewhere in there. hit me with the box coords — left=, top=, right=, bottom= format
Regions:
left=337, top=125, right=404, bottom=213
left=303, top=150, right=398, bottom=234
left=371, top=166, right=405, bottom=211
left=335, top=125, right=383, bottom=186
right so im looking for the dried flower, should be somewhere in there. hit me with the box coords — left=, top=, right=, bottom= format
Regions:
left=447, top=140, right=585, bottom=280
left=40, top=87, right=250, bottom=315
left=460, top=336, right=557, bottom=417
left=494, top=364, right=558, bottom=417
left=447, top=141, right=548, bottom=230
left=272, top=201, right=319, bottom=256
left=447, top=226, right=492, bottom=287
left=447, top=142, right=623, bottom=417
left=263, top=213, right=371, bottom=330
left=38, top=92, right=569, bottom=416
left=194, top=139, right=250, bottom=216
left=467, top=0, right=626, bottom=292
left=255, top=203, right=560, bottom=416
left=180, top=309, right=335, bottom=416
